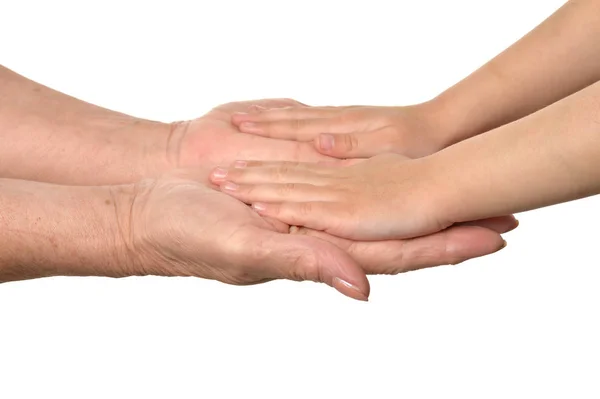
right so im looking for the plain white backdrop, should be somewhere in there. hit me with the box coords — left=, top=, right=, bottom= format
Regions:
left=1, top=0, right=599, bottom=398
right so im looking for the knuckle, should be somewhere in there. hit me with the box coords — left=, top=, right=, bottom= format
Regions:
left=286, top=250, right=318, bottom=282
left=276, top=182, right=297, bottom=197
left=291, top=118, right=304, bottom=131
left=270, top=165, right=291, bottom=181
left=297, top=202, right=314, bottom=216
left=342, top=134, right=359, bottom=152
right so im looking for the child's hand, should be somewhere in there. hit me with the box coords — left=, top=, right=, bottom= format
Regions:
left=209, top=154, right=451, bottom=241
left=231, top=103, right=446, bottom=159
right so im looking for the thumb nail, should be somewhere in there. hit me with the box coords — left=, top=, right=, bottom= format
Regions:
left=332, top=277, right=369, bottom=301
left=318, top=134, right=335, bottom=151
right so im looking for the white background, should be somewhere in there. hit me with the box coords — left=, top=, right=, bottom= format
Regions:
left=1, top=0, right=599, bottom=398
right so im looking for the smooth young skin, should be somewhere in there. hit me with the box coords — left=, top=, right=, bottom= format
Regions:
left=231, top=0, right=600, bottom=158
left=211, top=80, right=600, bottom=241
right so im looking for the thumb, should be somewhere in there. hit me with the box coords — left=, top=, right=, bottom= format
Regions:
left=262, top=232, right=370, bottom=301
left=315, top=131, right=395, bottom=158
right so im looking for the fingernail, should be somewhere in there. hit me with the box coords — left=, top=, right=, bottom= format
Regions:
left=249, top=105, right=267, bottom=113
left=319, top=134, right=334, bottom=151
left=240, top=122, right=261, bottom=132
left=212, top=167, right=228, bottom=179
left=332, top=277, right=368, bottom=301
left=234, top=160, right=247, bottom=168
left=252, top=202, right=268, bottom=212
left=495, top=240, right=508, bottom=253
left=222, top=182, right=238, bottom=191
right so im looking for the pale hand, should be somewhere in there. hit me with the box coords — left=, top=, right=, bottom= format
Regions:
left=169, top=99, right=335, bottom=169
left=121, top=168, right=514, bottom=300
left=210, top=154, right=486, bottom=241
left=230, top=102, right=446, bottom=159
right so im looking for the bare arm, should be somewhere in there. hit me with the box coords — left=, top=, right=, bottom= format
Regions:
left=0, top=179, right=129, bottom=282
left=0, top=66, right=170, bottom=185
left=231, top=0, right=600, bottom=158
left=434, top=0, right=600, bottom=147
left=210, top=81, right=600, bottom=240
left=432, top=80, right=600, bottom=224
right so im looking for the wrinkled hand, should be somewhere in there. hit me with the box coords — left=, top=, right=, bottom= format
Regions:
left=170, top=99, right=335, bottom=169
left=210, top=154, right=468, bottom=240
left=231, top=102, right=446, bottom=159
left=121, top=168, right=515, bottom=301
left=123, top=168, right=369, bottom=300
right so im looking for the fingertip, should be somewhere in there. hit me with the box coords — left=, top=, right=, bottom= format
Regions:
left=317, top=134, right=335, bottom=152
left=445, top=226, right=505, bottom=264
left=209, top=166, right=229, bottom=183
left=239, top=121, right=263, bottom=134
left=333, top=277, right=369, bottom=301
left=231, top=112, right=250, bottom=125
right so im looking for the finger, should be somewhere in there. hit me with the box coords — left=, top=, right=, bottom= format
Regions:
left=315, top=129, right=399, bottom=158
left=457, top=215, right=519, bottom=234
left=215, top=98, right=308, bottom=114
left=252, top=202, right=344, bottom=234
left=251, top=229, right=370, bottom=301
left=237, top=118, right=346, bottom=141
left=230, top=160, right=343, bottom=172
left=222, top=134, right=335, bottom=163
left=232, top=106, right=341, bottom=125
left=209, top=164, right=331, bottom=185
left=220, top=182, right=337, bottom=204
left=294, top=225, right=506, bottom=275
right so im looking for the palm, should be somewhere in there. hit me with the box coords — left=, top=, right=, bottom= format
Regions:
left=131, top=169, right=369, bottom=295
left=178, top=99, right=334, bottom=168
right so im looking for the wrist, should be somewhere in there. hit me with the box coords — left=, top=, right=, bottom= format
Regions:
left=420, top=95, right=472, bottom=152
left=0, top=180, right=136, bottom=282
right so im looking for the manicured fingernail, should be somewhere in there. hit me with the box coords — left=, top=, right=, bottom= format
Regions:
left=319, top=134, right=334, bottom=151
left=332, top=277, right=368, bottom=301
left=212, top=167, right=228, bottom=179
left=240, top=122, right=261, bottom=132
left=252, top=202, right=268, bottom=212
left=222, top=182, right=238, bottom=191
left=233, top=160, right=247, bottom=168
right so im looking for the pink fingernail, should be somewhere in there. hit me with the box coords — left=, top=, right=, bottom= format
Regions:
left=233, top=160, right=247, bottom=168
left=240, top=122, right=261, bottom=132
left=332, top=277, right=369, bottom=301
left=252, top=202, right=267, bottom=212
left=319, top=134, right=334, bottom=151
left=212, top=167, right=228, bottom=179
left=222, top=182, right=239, bottom=191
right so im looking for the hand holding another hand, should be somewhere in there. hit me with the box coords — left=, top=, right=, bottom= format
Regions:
left=111, top=168, right=514, bottom=301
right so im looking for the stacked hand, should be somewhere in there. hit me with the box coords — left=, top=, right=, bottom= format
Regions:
left=121, top=100, right=515, bottom=300
left=124, top=167, right=514, bottom=301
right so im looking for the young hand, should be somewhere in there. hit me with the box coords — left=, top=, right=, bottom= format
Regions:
left=230, top=102, right=447, bottom=159
left=210, top=154, right=456, bottom=241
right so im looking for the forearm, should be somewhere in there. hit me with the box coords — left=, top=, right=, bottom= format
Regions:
left=430, top=80, right=600, bottom=223
left=0, top=178, right=134, bottom=282
left=0, top=65, right=171, bottom=185
left=429, top=0, right=600, bottom=148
